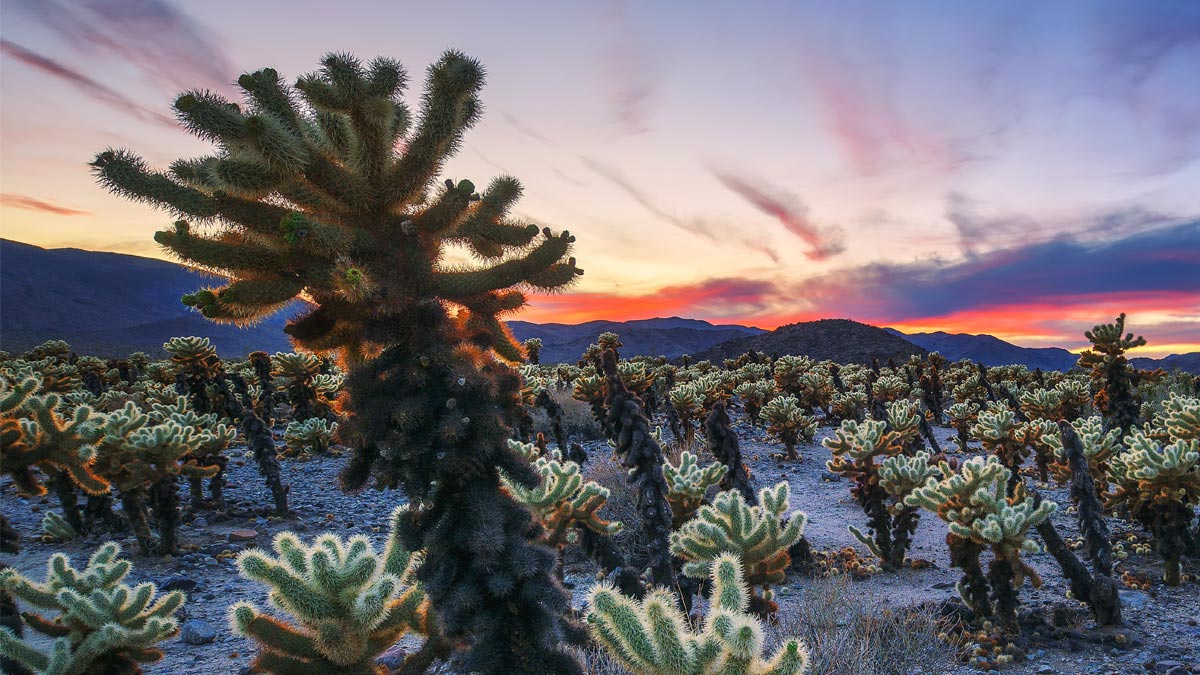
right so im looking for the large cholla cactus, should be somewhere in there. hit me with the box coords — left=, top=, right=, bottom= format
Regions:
left=1077, top=314, right=1162, bottom=434
left=905, top=456, right=1056, bottom=629
left=585, top=553, right=809, bottom=675
left=231, top=506, right=429, bottom=673
left=759, top=395, right=817, bottom=461
left=0, top=543, right=184, bottom=674
left=271, top=351, right=331, bottom=421
left=92, top=52, right=583, bottom=671
left=501, top=441, right=622, bottom=549
left=824, top=420, right=936, bottom=569
left=663, top=450, right=727, bottom=528
left=772, top=355, right=813, bottom=399
left=830, top=389, right=868, bottom=423
left=670, top=482, right=806, bottom=615
left=1106, top=431, right=1199, bottom=586
left=669, top=381, right=705, bottom=449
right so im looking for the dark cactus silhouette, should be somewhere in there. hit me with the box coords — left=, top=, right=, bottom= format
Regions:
left=92, top=52, right=584, bottom=673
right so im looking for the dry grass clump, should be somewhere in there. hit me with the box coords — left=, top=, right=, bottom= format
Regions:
left=579, top=452, right=646, bottom=569
left=532, top=387, right=605, bottom=441
left=771, top=574, right=957, bottom=674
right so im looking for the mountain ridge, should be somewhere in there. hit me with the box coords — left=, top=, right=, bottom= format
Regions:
left=2, top=239, right=1195, bottom=372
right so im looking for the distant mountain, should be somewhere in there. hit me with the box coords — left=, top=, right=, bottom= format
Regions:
left=1130, top=353, right=1200, bottom=374
left=688, top=319, right=926, bottom=364
left=886, top=328, right=1200, bottom=374
left=883, top=329, right=1079, bottom=371
left=0, top=239, right=299, bottom=357
left=509, top=318, right=764, bottom=363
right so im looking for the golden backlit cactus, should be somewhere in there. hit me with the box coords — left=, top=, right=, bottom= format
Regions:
left=669, top=482, right=806, bottom=614
left=231, top=506, right=429, bottom=673
left=1106, top=431, right=1199, bottom=586
left=905, top=456, right=1056, bottom=629
left=663, top=450, right=728, bottom=528
left=0, top=543, right=184, bottom=674
left=584, top=553, right=809, bottom=675
left=759, top=395, right=817, bottom=461
left=500, top=442, right=622, bottom=549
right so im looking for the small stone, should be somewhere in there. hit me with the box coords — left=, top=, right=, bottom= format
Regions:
left=228, top=529, right=257, bottom=542
left=180, top=619, right=217, bottom=645
left=1119, top=590, right=1152, bottom=609
left=1037, top=666, right=1055, bottom=674
left=376, top=644, right=408, bottom=670
left=160, top=576, right=200, bottom=593
left=192, top=517, right=208, bottom=529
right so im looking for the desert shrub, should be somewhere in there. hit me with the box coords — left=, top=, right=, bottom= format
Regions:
left=536, top=387, right=604, bottom=441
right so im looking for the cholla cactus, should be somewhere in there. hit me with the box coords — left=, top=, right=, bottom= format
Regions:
left=1019, top=388, right=1062, bottom=421
left=40, top=511, right=77, bottom=543
left=271, top=352, right=329, bottom=421
left=1048, top=416, right=1122, bottom=490
left=92, top=51, right=583, bottom=670
left=1, top=374, right=109, bottom=534
left=871, top=374, right=909, bottom=402
left=663, top=451, right=727, bottom=528
left=91, top=402, right=220, bottom=555
left=574, top=372, right=609, bottom=429
left=523, top=337, right=543, bottom=365
left=22, top=340, right=72, bottom=362
left=1054, top=379, right=1090, bottom=421
left=972, top=408, right=1030, bottom=490
left=1152, top=393, right=1200, bottom=443
left=830, top=389, right=867, bottom=423
left=735, top=380, right=773, bottom=427
left=772, top=355, right=813, bottom=398
left=759, top=395, right=817, bottom=461
left=0, top=543, right=184, bottom=674
left=885, top=400, right=922, bottom=451
left=585, top=553, right=809, bottom=675
left=1106, top=431, right=1199, bottom=586
left=1023, top=418, right=1061, bottom=482
left=1077, top=314, right=1163, bottom=433
left=284, top=417, right=338, bottom=456
left=796, top=370, right=834, bottom=414
left=670, top=482, right=806, bottom=615
left=824, top=420, right=935, bottom=569
left=231, top=506, right=429, bottom=673
left=669, top=382, right=705, bottom=450
left=905, top=456, right=1056, bottom=629
left=500, top=444, right=621, bottom=549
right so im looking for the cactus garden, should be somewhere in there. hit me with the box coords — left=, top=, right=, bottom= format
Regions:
left=3, top=16, right=1200, bottom=675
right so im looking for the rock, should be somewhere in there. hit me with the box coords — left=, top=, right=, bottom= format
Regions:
left=160, top=576, right=201, bottom=593
left=1120, top=590, right=1152, bottom=609
left=376, top=643, right=408, bottom=670
left=228, top=529, right=257, bottom=542
left=179, top=619, right=217, bottom=645
left=1037, top=666, right=1056, bottom=674
left=821, top=471, right=843, bottom=482
left=192, top=517, right=208, bottom=529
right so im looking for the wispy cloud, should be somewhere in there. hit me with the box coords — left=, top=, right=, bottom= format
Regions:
left=598, top=0, right=656, bottom=134
left=503, top=112, right=554, bottom=147
left=11, top=0, right=233, bottom=92
left=0, top=193, right=90, bottom=216
left=0, top=41, right=175, bottom=127
left=582, top=157, right=780, bottom=263
left=712, top=170, right=845, bottom=260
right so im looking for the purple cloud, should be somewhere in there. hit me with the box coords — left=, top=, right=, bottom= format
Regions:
left=0, top=193, right=90, bottom=216
left=11, top=0, right=233, bottom=93
left=712, top=170, right=845, bottom=260
left=1, top=40, right=175, bottom=127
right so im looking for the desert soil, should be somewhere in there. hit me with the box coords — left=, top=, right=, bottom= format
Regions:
left=1, top=414, right=1197, bottom=674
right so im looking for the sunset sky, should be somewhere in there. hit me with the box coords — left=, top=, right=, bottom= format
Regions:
left=1, top=1, right=1198, bottom=356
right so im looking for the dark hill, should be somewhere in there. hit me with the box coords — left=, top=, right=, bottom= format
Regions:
left=689, top=319, right=926, bottom=364
left=0, top=239, right=299, bottom=357
left=884, top=328, right=1079, bottom=371
left=508, top=317, right=763, bottom=363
